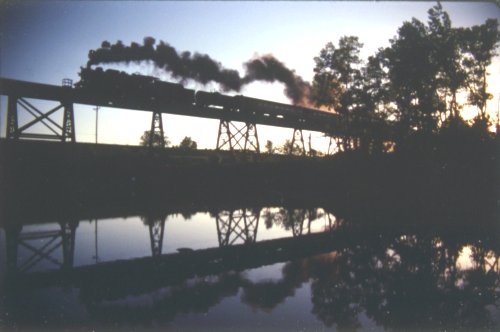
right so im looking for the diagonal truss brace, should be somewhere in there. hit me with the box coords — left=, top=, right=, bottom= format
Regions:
left=216, top=120, right=260, bottom=153
left=12, top=221, right=78, bottom=273
left=216, top=209, right=260, bottom=247
left=6, top=96, right=75, bottom=142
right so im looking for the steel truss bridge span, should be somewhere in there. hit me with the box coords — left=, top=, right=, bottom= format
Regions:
left=0, top=77, right=378, bottom=154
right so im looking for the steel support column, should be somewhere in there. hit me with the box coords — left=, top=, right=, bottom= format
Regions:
left=216, top=209, right=260, bottom=247
left=5, top=96, right=75, bottom=142
left=62, top=101, right=76, bottom=142
left=290, top=128, right=306, bottom=156
left=5, top=224, right=22, bottom=274
left=216, top=120, right=260, bottom=153
left=145, top=216, right=166, bottom=257
left=60, top=221, right=78, bottom=270
left=149, top=111, right=165, bottom=148
left=6, top=96, right=19, bottom=139
left=12, top=220, right=78, bottom=273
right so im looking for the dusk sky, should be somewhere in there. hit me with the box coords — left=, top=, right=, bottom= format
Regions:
left=1, top=1, right=499, bottom=150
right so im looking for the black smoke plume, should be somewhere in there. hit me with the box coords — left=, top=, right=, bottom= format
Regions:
left=243, top=55, right=311, bottom=105
left=86, top=37, right=311, bottom=105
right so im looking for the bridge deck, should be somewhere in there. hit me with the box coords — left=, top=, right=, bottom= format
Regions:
left=0, top=77, right=349, bottom=134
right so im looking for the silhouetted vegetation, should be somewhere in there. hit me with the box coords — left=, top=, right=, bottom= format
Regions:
left=178, top=136, right=197, bottom=150
left=139, top=130, right=170, bottom=147
left=312, top=2, right=500, bottom=150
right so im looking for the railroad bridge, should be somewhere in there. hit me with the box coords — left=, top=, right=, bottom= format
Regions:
left=0, top=76, right=389, bottom=154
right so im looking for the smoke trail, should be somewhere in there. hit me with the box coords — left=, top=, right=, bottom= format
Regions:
left=87, top=37, right=242, bottom=92
left=86, top=38, right=311, bottom=104
left=243, top=54, right=311, bottom=105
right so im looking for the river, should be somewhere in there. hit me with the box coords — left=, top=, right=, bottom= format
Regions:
left=0, top=200, right=498, bottom=331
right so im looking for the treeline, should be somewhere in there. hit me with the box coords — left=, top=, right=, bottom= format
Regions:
left=311, top=2, right=500, bottom=152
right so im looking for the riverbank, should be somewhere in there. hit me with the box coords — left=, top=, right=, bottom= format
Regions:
left=0, top=138, right=497, bottom=228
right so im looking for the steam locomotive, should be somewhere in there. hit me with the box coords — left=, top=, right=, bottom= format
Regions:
left=76, top=68, right=338, bottom=126
left=76, top=67, right=195, bottom=106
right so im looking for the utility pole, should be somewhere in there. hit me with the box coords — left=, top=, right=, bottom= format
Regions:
left=94, top=106, right=99, bottom=143
left=93, top=219, right=99, bottom=264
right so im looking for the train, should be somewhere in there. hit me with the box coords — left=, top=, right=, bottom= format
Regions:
left=75, top=67, right=195, bottom=105
left=75, top=67, right=339, bottom=125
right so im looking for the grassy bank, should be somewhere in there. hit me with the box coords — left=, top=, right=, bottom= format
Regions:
left=0, top=137, right=497, bottom=228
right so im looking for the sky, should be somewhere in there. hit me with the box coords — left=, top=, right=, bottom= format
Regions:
left=1, top=1, right=499, bottom=151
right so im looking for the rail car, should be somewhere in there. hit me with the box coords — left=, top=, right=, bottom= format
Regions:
left=195, top=91, right=235, bottom=110
left=195, top=91, right=338, bottom=123
left=76, top=67, right=195, bottom=106
left=75, top=68, right=339, bottom=128
left=233, top=95, right=339, bottom=124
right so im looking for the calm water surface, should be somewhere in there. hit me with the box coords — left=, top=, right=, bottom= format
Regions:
left=0, top=205, right=498, bottom=331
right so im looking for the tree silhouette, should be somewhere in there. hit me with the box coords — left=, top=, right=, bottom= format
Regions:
left=264, top=140, right=275, bottom=154
left=311, top=3, right=500, bottom=145
left=139, top=130, right=170, bottom=147
left=178, top=136, right=197, bottom=150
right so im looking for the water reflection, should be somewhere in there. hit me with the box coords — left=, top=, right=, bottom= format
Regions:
left=2, top=207, right=334, bottom=274
left=0, top=204, right=498, bottom=331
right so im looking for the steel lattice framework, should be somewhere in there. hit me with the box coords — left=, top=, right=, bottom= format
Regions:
left=216, top=209, right=260, bottom=247
left=0, top=77, right=393, bottom=152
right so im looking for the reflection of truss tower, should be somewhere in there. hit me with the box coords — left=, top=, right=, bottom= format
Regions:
left=216, top=120, right=260, bottom=153
left=5, top=221, right=78, bottom=274
left=142, top=215, right=167, bottom=257
left=216, top=209, right=260, bottom=247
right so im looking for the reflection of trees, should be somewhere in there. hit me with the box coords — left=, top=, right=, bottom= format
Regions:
left=241, top=260, right=307, bottom=312
left=86, top=273, right=243, bottom=326
left=303, top=231, right=500, bottom=331
left=263, top=207, right=329, bottom=236
left=6, top=211, right=497, bottom=330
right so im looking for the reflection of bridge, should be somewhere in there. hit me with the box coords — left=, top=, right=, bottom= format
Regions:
left=5, top=221, right=78, bottom=273
left=0, top=77, right=386, bottom=153
left=2, top=207, right=333, bottom=276
left=4, top=221, right=338, bottom=294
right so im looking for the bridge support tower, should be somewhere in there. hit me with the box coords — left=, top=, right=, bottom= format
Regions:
left=5, top=79, right=75, bottom=142
left=216, top=209, right=260, bottom=247
left=216, top=120, right=260, bottom=153
left=290, top=128, right=306, bottom=156
left=148, top=111, right=166, bottom=148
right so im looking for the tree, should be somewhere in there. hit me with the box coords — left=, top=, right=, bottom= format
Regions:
left=312, top=36, right=376, bottom=151
left=311, top=3, right=499, bottom=146
left=278, top=139, right=305, bottom=156
left=460, top=18, right=500, bottom=119
left=139, top=130, right=170, bottom=147
left=312, top=36, right=364, bottom=116
left=179, top=136, right=197, bottom=150
left=427, top=2, right=467, bottom=121
left=265, top=140, right=275, bottom=154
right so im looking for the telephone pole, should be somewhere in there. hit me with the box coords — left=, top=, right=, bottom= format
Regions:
left=94, top=106, right=99, bottom=143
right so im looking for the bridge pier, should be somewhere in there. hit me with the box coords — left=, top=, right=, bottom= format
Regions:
left=216, top=120, right=260, bottom=153
left=149, top=111, right=165, bottom=148
left=142, top=214, right=167, bottom=257
left=5, top=220, right=78, bottom=274
left=216, top=209, right=260, bottom=247
left=290, top=128, right=306, bottom=156
left=5, top=80, right=76, bottom=142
